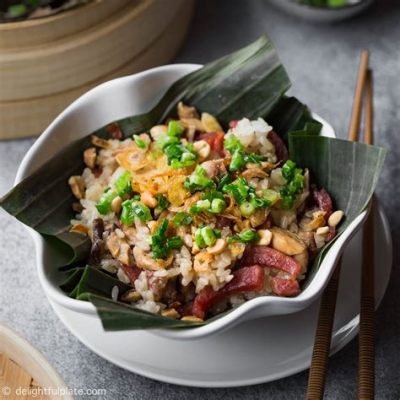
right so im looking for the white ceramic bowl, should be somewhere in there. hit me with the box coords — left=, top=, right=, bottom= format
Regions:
left=15, top=64, right=368, bottom=340
left=269, top=0, right=374, bottom=22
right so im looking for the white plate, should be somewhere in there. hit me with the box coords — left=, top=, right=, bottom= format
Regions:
left=48, top=201, right=391, bottom=387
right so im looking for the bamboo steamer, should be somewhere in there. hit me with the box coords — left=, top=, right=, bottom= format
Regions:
left=0, top=323, right=72, bottom=400
left=0, top=0, right=194, bottom=139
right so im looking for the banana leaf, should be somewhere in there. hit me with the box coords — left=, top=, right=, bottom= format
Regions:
left=0, top=35, right=296, bottom=266
left=0, top=35, right=386, bottom=331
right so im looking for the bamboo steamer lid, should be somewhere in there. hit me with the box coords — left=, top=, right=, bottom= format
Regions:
left=0, top=0, right=131, bottom=49
left=0, top=323, right=72, bottom=400
left=0, top=0, right=194, bottom=139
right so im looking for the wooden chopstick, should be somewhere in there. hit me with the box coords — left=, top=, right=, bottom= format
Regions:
left=358, top=69, right=375, bottom=400
left=306, top=50, right=370, bottom=400
left=348, top=51, right=370, bottom=141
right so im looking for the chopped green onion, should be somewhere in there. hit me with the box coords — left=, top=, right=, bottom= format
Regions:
left=167, top=236, right=183, bottom=249
left=181, top=152, right=197, bottom=162
left=184, top=165, right=216, bottom=192
left=167, top=120, right=184, bottom=137
left=240, top=201, right=255, bottom=216
left=228, top=229, right=259, bottom=243
left=211, top=198, right=226, bottom=213
left=224, top=135, right=244, bottom=152
left=279, top=161, right=305, bottom=209
left=229, top=150, right=246, bottom=171
left=262, top=189, right=280, bottom=205
left=282, top=160, right=296, bottom=181
left=280, top=192, right=295, bottom=209
left=156, top=134, right=180, bottom=150
left=96, top=188, right=118, bottom=215
left=194, top=227, right=221, bottom=248
left=173, top=212, right=193, bottom=226
left=114, top=171, right=132, bottom=197
left=222, top=177, right=250, bottom=204
left=201, top=226, right=217, bottom=246
left=150, top=219, right=183, bottom=259
left=195, top=229, right=207, bottom=248
left=244, top=153, right=266, bottom=164
left=156, top=195, right=169, bottom=211
left=218, top=173, right=233, bottom=190
left=133, top=135, right=147, bottom=149
left=120, top=200, right=151, bottom=225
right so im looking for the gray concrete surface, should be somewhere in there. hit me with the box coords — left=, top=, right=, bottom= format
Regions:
left=1, top=0, right=399, bottom=398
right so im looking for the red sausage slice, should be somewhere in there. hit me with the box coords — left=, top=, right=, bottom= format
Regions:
left=197, top=131, right=225, bottom=156
left=192, top=265, right=265, bottom=319
left=240, top=245, right=302, bottom=278
left=271, top=277, right=300, bottom=296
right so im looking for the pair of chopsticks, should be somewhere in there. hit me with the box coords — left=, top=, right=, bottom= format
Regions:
left=306, top=51, right=375, bottom=400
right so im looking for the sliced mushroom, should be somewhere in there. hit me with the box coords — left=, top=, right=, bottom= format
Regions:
left=201, top=112, right=223, bottom=132
left=299, top=210, right=326, bottom=231
left=68, top=176, right=85, bottom=199
left=177, top=101, right=199, bottom=119
left=91, top=135, right=112, bottom=149
left=249, top=208, right=268, bottom=228
left=242, top=166, right=268, bottom=180
left=83, top=147, right=97, bottom=169
left=200, top=159, right=226, bottom=179
left=133, top=246, right=173, bottom=270
left=180, top=118, right=205, bottom=132
left=106, top=231, right=132, bottom=265
left=270, top=227, right=306, bottom=256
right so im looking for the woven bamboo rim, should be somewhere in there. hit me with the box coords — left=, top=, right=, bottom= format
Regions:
left=0, top=323, right=72, bottom=400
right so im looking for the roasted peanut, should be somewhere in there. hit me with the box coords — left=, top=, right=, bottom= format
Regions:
left=111, top=196, right=122, bottom=213
left=141, top=191, right=158, bottom=208
left=328, top=210, right=344, bottom=228
left=161, top=308, right=181, bottom=319
left=257, top=229, right=272, bottom=246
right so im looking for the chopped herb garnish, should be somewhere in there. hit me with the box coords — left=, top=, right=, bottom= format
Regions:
left=224, top=135, right=266, bottom=171
left=184, top=165, right=216, bottom=192
left=230, top=149, right=246, bottom=171
left=156, top=195, right=169, bottom=211
left=194, top=226, right=221, bottom=248
left=114, top=171, right=132, bottom=197
left=190, top=190, right=226, bottom=214
left=228, top=229, right=259, bottom=243
left=167, top=120, right=184, bottom=137
left=222, top=177, right=250, bottom=204
left=133, top=134, right=147, bottom=149
left=224, top=135, right=244, bottom=153
left=218, top=173, right=233, bottom=190
left=239, top=201, right=255, bottom=217
left=279, top=160, right=305, bottom=209
left=151, top=219, right=183, bottom=259
left=173, top=212, right=193, bottom=226
left=96, top=188, right=118, bottom=215
left=120, top=200, right=152, bottom=225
